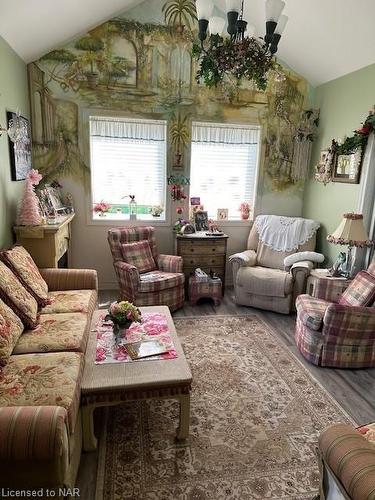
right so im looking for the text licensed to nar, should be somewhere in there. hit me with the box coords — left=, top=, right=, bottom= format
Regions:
left=0, top=489, right=80, bottom=498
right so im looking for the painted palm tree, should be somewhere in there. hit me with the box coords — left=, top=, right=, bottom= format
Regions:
left=162, top=0, right=197, bottom=31
left=170, top=113, right=190, bottom=154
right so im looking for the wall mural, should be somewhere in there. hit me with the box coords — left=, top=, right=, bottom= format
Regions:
left=28, top=0, right=316, bottom=193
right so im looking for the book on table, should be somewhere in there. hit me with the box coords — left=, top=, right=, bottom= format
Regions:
left=124, top=340, right=169, bottom=360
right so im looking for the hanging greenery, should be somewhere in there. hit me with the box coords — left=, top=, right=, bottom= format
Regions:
left=192, top=35, right=274, bottom=90
left=336, top=109, right=375, bottom=155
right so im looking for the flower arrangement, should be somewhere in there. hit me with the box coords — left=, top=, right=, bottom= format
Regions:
left=239, top=202, right=251, bottom=220
left=93, top=201, right=111, bottom=216
left=105, top=300, right=142, bottom=343
left=150, top=205, right=164, bottom=217
left=336, top=108, right=375, bottom=155
left=173, top=218, right=189, bottom=234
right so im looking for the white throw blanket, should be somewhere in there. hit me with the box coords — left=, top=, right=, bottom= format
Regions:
left=255, top=215, right=320, bottom=252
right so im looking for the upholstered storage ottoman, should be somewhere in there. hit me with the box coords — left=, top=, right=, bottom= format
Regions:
left=189, top=276, right=222, bottom=306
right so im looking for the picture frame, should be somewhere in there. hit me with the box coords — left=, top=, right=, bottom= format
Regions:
left=38, top=185, right=66, bottom=215
left=332, top=149, right=362, bottom=184
left=194, top=211, right=209, bottom=231
left=190, top=197, right=201, bottom=206
left=217, top=208, right=228, bottom=221
left=7, top=112, right=32, bottom=181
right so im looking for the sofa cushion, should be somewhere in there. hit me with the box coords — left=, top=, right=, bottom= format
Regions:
left=0, top=246, right=49, bottom=307
left=120, top=240, right=157, bottom=273
left=0, top=351, right=83, bottom=433
left=41, top=289, right=97, bottom=316
left=296, top=294, right=329, bottom=331
left=139, top=271, right=184, bottom=293
left=13, top=313, right=90, bottom=355
left=236, top=266, right=293, bottom=297
left=339, top=271, right=375, bottom=307
left=0, top=299, right=23, bottom=365
left=0, top=261, right=38, bottom=329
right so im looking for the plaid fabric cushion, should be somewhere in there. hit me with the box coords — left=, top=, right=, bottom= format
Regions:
left=339, top=271, right=375, bottom=307
left=295, top=294, right=329, bottom=331
left=139, top=271, right=184, bottom=292
left=121, top=240, right=157, bottom=274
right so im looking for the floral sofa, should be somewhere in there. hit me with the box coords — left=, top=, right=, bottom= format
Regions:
left=0, top=245, right=97, bottom=491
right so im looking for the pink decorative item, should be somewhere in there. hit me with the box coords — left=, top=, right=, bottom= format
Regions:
left=93, top=201, right=111, bottom=216
left=17, top=169, right=43, bottom=226
left=239, top=202, right=251, bottom=220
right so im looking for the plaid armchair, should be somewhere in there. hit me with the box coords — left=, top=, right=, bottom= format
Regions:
left=295, top=259, right=375, bottom=368
left=108, top=226, right=185, bottom=311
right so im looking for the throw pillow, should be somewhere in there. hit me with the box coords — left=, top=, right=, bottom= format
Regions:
left=0, top=246, right=49, bottom=307
left=0, top=299, right=23, bottom=365
left=338, top=271, right=375, bottom=307
left=120, top=240, right=157, bottom=274
left=0, top=261, right=39, bottom=329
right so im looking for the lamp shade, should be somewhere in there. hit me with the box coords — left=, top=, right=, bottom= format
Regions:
left=327, top=213, right=373, bottom=248
left=275, top=14, right=288, bottom=35
left=196, top=0, right=214, bottom=20
left=265, top=0, right=285, bottom=22
left=226, top=0, right=241, bottom=13
left=209, top=16, right=226, bottom=35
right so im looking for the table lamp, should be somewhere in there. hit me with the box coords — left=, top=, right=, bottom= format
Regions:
left=327, top=213, right=373, bottom=277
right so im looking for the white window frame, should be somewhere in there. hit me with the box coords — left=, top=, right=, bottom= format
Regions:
left=190, top=121, right=261, bottom=222
left=85, top=111, right=170, bottom=226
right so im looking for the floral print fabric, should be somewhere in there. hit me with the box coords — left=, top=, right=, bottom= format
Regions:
left=0, top=246, right=49, bottom=307
left=0, top=299, right=23, bottom=364
left=95, top=312, right=177, bottom=364
left=0, top=351, right=83, bottom=432
left=14, top=312, right=90, bottom=355
left=0, top=261, right=38, bottom=329
left=41, top=290, right=97, bottom=315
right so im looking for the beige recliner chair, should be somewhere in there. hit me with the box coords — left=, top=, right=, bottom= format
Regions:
left=230, top=215, right=322, bottom=314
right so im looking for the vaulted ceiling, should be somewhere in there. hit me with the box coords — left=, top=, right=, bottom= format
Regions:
left=1, top=0, right=374, bottom=87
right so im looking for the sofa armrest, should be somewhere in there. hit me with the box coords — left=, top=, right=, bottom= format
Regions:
left=319, top=424, right=375, bottom=500
left=158, top=254, right=183, bottom=273
left=0, top=406, right=68, bottom=461
left=291, top=261, right=314, bottom=306
left=40, top=268, right=98, bottom=291
left=323, top=303, right=375, bottom=339
left=229, top=250, right=257, bottom=267
left=114, top=261, right=140, bottom=302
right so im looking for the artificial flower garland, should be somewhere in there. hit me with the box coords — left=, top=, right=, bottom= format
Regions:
left=336, top=108, right=375, bottom=155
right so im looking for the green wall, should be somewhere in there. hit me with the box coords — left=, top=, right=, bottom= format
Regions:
left=0, top=36, right=29, bottom=247
left=303, top=63, right=375, bottom=265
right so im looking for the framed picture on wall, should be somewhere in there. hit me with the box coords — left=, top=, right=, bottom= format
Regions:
left=332, top=149, right=362, bottom=184
left=7, top=112, right=32, bottom=181
left=217, top=208, right=228, bottom=221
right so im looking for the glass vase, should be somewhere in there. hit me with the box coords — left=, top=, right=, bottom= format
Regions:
left=113, top=323, right=131, bottom=346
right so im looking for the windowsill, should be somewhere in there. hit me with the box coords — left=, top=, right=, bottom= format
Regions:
left=88, top=213, right=170, bottom=226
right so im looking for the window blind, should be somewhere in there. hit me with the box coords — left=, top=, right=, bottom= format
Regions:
left=190, top=122, right=260, bottom=220
left=90, top=116, right=167, bottom=208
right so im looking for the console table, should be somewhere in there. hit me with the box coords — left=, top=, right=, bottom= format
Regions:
left=14, top=213, right=75, bottom=268
left=176, top=232, right=229, bottom=294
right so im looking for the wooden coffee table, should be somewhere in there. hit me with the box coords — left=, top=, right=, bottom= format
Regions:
left=81, top=306, right=192, bottom=451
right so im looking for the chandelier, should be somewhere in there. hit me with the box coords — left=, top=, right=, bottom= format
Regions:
left=193, top=0, right=288, bottom=90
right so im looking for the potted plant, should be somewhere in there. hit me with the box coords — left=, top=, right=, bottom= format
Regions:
left=150, top=205, right=164, bottom=217
left=74, top=35, right=104, bottom=89
left=239, top=202, right=251, bottom=220
left=162, top=0, right=197, bottom=33
left=105, top=300, right=142, bottom=345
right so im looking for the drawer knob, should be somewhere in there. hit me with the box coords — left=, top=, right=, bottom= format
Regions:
left=190, top=260, right=194, bottom=264
left=212, top=248, right=216, bottom=252
left=190, top=248, right=194, bottom=252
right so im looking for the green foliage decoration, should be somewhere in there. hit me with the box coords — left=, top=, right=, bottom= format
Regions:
left=336, top=111, right=375, bottom=155
left=192, top=35, right=274, bottom=90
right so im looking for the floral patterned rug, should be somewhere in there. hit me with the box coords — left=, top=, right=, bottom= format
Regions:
left=95, top=315, right=354, bottom=500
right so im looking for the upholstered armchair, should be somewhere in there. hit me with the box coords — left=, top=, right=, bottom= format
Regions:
left=230, top=215, right=322, bottom=314
left=108, top=226, right=185, bottom=311
left=295, top=259, right=375, bottom=368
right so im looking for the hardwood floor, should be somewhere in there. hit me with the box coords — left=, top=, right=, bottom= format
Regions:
left=76, top=288, right=375, bottom=498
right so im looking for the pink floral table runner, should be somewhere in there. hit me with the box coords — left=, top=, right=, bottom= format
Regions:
left=94, top=312, right=178, bottom=364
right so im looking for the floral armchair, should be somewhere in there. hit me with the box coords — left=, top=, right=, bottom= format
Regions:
left=108, top=226, right=185, bottom=311
left=295, top=259, right=375, bottom=368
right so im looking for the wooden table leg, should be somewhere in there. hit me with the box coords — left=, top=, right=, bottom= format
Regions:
left=176, top=393, right=190, bottom=441
left=82, top=405, right=98, bottom=452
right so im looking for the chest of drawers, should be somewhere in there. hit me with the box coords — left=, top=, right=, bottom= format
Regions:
left=176, top=233, right=229, bottom=294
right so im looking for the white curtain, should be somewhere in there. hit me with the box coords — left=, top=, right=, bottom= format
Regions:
left=90, top=116, right=166, bottom=142
left=192, top=121, right=259, bottom=145
left=355, top=133, right=375, bottom=270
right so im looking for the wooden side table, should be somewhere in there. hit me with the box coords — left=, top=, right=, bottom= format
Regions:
left=14, top=213, right=75, bottom=268
left=176, top=232, right=228, bottom=295
left=189, top=276, right=222, bottom=306
left=306, top=269, right=352, bottom=301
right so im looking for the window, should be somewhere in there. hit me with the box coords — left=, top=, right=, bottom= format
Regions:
left=90, top=116, right=167, bottom=220
left=190, top=121, right=260, bottom=220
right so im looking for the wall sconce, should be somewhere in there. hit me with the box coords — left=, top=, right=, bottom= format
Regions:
left=0, top=111, right=29, bottom=147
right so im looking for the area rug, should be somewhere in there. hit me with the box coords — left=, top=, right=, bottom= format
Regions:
left=95, top=315, right=354, bottom=500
